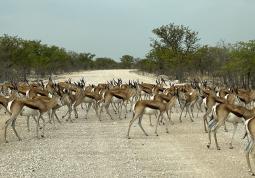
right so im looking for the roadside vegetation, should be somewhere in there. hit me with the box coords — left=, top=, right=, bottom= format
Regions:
left=0, top=35, right=131, bottom=81
left=1, top=23, right=255, bottom=88
left=137, top=23, right=255, bottom=88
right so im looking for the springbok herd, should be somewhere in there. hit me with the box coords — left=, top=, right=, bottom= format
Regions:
left=1, top=76, right=255, bottom=176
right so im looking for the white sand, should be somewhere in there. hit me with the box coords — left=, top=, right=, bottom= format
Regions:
left=56, top=69, right=156, bottom=84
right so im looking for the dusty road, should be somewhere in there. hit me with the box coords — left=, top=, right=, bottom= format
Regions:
left=0, top=70, right=250, bottom=177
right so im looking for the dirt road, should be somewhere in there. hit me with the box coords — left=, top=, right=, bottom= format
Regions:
left=0, top=70, right=250, bottom=177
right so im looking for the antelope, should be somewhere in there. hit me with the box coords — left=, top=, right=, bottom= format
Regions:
left=56, top=90, right=74, bottom=122
left=20, top=106, right=40, bottom=132
left=202, top=88, right=227, bottom=133
left=46, top=83, right=80, bottom=123
left=137, top=83, right=154, bottom=100
left=127, top=98, right=175, bottom=139
left=25, top=87, right=49, bottom=98
left=216, top=88, right=230, bottom=98
left=22, top=83, right=57, bottom=128
left=0, top=82, right=13, bottom=95
left=1, top=95, right=29, bottom=143
left=55, top=80, right=88, bottom=120
left=99, top=86, right=137, bottom=120
left=155, top=78, right=167, bottom=88
left=163, top=85, right=179, bottom=95
left=177, top=87, right=198, bottom=123
left=202, top=88, right=231, bottom=132
left=94, top=83, right=122, bottom=114
left=136, top=81, right=166, bottom=101
left=58, top=81, right=79, bottom=94
left=142, top=93, right=176, bottom=126
left=45, top=77, right=55, bottom=94
left=244, top=116, right=255, bottom=176
left=7, top=80, right=45, bottom=98
left=60, top=88, right=79, bottom=121
left=235, top=88, right=255, bottom=108
left=152, top=93, right=177, bottom=125
left=1, top=82, right=50, bottom=131
left=207, top=95, right=255, bottom=150
left=156, top=75, right=169, bottom=84
left=169, top=80, right=179, bottom=86
left=3, top=93, right=62, bottom=143
left=72, top=87, right=101, bottom=120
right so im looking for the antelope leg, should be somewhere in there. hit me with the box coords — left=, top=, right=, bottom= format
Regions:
left=229, top=123, right=238, bottom=149
left=138, top=116, right=148, bottom=136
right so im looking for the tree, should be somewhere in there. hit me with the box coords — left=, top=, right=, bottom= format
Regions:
left=0, top=34, right=121, bottom=80
left=228, top=40, right=255, bottom=88
left=151, top=23, right=199, bottom=58
left=143, top=23, right=200, bottom=80
left=120, top=55, right=134, bottom=69
left=94, top=58, right=119, bottom=69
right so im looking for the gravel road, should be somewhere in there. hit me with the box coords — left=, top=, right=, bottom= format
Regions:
left=0, top=70, right=251, bottom=178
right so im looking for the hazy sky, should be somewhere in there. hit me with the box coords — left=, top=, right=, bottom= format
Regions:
left=0, top=0, right=254, bottom=60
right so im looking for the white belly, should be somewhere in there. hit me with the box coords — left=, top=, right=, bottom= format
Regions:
left=226, top=112, right=242, bottom=123
left=143, top=107, right=158, bottom=115
left=211, top=103, right=219, bottom=118
left=83, top=97, right=93, bottom=103
left=141, top=91, right=149, bottom=96
left=20, top=106, right=40, bottom=116
left=112, top=96, right=122, bottom=103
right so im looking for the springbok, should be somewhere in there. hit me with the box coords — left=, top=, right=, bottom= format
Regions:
left=99, top=86, right=136, bottom=120
left=207, top=95, right=255, bottom=150
left=3, top=93, right=62, bottom=143
left=72, top=88, right=101, bottom=120
left=177, top=87, right=198, bottom=123
left=235, top=88, right=255, bottom=108
left=127, top=98, right=175, bottom=139
left=202, top=88, right=226, bottom=133
left=153, top=93, right=177, bottom=125
left=243, top=116, right=255, bottom=176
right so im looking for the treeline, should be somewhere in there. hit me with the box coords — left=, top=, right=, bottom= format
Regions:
left=0, top=35, right=136, bottom=82
left=136, top=23, right=255, bottom=88
left=2, top=23, right=254, bottom=88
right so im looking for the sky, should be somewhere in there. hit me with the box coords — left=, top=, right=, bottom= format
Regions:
left=0, top=0, right=255, bottom=60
